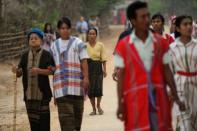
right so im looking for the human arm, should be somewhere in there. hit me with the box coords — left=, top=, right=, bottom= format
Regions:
left=80, top=59, right=89, bottom=89
left=164, top=64, right=186, bottom=111
left=102, top=61, right=107, bottom=77
left=30, top=52, right=55, bottom=76
left=116, top=67, right=125, bottom=121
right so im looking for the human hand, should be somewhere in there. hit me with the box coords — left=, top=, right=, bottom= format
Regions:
left=12, top=64, right=18, bottom=74
left=117, top=103, right=125, bottom=121
left=30, top=67, right=40, bottom=75
left=103, top=70, right=107, bottom=77
left=176, top=100, right=186, bottom=112
left=82, top=77, right=89, bottom=89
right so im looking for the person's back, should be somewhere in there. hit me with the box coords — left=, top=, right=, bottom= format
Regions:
left=89, top=18, right=97, bottom=28
left=76, top=16, right=88, bottom=42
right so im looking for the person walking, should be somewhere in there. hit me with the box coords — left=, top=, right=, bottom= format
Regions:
left=50, top=17, right=89, bottom=131
left=114, top=1, right=185, bottom=131
left=169, top=15, right=197, bottom=131
left=76, top=16, right=89, bottom=42
left=12, top=28, right=55, bottom=131
left=42, top=23, right=56, bottom=51
left=86, top=28, right=107, bottom=115
left=151, top=13, right=174, bottom=45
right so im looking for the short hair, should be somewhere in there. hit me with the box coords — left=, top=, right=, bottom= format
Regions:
left=151, top=13, right=165, bottom=23
left=175, top=15, right=193, bottom=38
left=175, top=15, right=192, bottom=28
left=88, top=28, right=98, bottom=36
left=127, top=1, right=148, bottom=20
left=57, top=17, right=71, bottom=29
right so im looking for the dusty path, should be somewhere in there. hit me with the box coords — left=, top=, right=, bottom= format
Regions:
left=0, top=26, right=124, bottom=131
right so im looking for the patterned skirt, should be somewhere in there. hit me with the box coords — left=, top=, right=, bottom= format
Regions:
left=56, top=96, right=84, bottom=131
left=25, top=100, right=50, bottom=131
left=87, top=59, right=103, bottom=98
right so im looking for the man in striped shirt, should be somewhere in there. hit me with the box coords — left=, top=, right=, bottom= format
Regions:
left=51, top=17, right=89, bottom=131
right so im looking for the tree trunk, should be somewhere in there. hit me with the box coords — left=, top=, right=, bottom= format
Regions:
left=99, top=6, right=113, bottom=37
left=0, top=0, right=2, bottom=20
left=0, top=0, right=3, bottom=32
left=60, top=0, right=84, bottom=23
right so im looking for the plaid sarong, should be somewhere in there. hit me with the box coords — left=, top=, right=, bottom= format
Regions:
left=56, top=96, right=84, bottom=131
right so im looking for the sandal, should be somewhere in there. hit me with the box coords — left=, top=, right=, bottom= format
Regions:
left=98, top=108, right=104, bottom=115
left=89, top=110, right=96, bottom=116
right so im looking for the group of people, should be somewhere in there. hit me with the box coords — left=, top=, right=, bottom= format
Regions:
left=114, top=1, right=197, bottom=131
left=41, top=15, right=100, bottom=52
left=12, top=17, right=107, bottom=131
left=10, top=0, right=197, bottom=131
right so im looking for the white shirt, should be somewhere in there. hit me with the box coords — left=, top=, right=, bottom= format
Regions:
left=59, top=39, right=69, bottom=53
left=169, top=38, right=197, bottom=73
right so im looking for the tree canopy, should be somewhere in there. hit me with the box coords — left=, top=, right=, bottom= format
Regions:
left=149, top=0, right=197, bottom=19
left=0, top=0, right=122, bottom=33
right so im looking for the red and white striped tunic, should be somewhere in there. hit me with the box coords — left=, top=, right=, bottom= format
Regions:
left=169, top=38, right=197, bottom=131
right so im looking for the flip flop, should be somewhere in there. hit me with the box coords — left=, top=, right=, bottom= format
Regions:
left=89, top=110, right=96, bottom=116
left=98, top=108, right=104, bottom=115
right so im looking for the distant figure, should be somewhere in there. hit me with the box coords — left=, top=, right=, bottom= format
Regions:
left=86, top=28, right=107, bottom=116
left=113, top=10, right=118, bottom=25
left=192, top=20, right=197, bottom=39
left=151, top=13, right=174, bottom=45
left=42, top=23, right=56, bottom=51
left=120, top=9, right=126, bottom=25
left=125, top=20, right=132, bottom=30
left=170, top=16, right=177, bottom=39
left=88, top=15, right=100, bottom=39
left=76, top=16, right=89, bottom=42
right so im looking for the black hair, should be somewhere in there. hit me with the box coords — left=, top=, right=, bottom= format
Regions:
left=44, top=23, right=53, bottom=34
left=151, top=13, right=165, bottom=23
left=88, top=28, right=98, bottom=36
left=127, top=1, right=148, bottom=20
left=57, top=17, right=71, bottom=29
left=174, top=15, right=193, bottom=38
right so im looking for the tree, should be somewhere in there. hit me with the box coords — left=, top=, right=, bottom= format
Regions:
left=0, top=0, right=122, bottom=33
left=0, top=0, right=2, bottom=24
left=149, top=0, right=197, bottom=19
left=83, top=0, right=122, bottom=34
left=149, top=0, right=163, bottom=14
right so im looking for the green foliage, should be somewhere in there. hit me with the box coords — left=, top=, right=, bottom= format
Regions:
left=149, top=0, right=197, bottom=19
left=149, top=0, right=163, bottom=14
left=84, top=0, right=122, bottom=16
left=1, top=0, right=121, bottom=33
left=193, top=0, right=197, bottom=10
left=47, top=10, right=60, bottom=26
